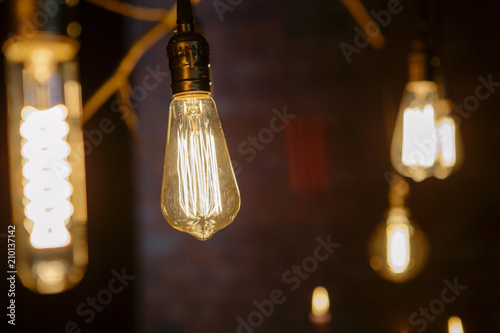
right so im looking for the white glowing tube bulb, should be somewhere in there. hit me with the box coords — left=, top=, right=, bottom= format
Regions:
left=386, top=223, right=411, bottom=273
left=4, top=36, right=88, bottom=294
left=391, top=81, right=439, bottom=182
left=20, top=105, right=73, bottom=249
left=402, top=105, right=437, bottom=167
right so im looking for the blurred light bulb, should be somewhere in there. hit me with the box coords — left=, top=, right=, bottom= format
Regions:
left=161, top=93, right=240, bottom=240
left=391, top=81, right=439, bottom=182
left=386, top=221, right=410, bottom=273
left=448, top=316, right=464, bottom=333
left=434, top=98, right=463, bottom=179
left=4, top=36, right=88, bottom=294
left=368, top=177, right=429, bottom=283
left=312, top=286, right=330, bottom=317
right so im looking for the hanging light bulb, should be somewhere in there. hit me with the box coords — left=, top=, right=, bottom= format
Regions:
left=368, top=176, right=429, bottom=283
left=309, top=286, right=331, bottom=331
left=391, top=41, right=439, bottom=182
left=448, top=316, right=464, bottom=333
left=311, top=286, right=330, bottom=318
left=433, top=75, right=464, bottom=179
left=161, top=0, right=240, bottom=240
left=3, top=1, right=88, bottom=294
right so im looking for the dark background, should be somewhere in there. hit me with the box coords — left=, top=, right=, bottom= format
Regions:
left=1, top=0, right=500, bottom=332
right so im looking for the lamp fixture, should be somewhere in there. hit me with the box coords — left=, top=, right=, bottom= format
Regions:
left=161, top=0, right=240, bottom=240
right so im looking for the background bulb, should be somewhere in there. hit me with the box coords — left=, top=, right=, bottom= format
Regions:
left=368, top=177, right=429, bottom=283
left=391, top=81, right=439, bottom=182
left=5, top=36, right=88, bottom=294
left=434, top=98, right=464, bottom=179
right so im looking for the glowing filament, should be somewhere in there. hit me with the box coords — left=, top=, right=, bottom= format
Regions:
left=448, top=316, right=464, bottom=333
left=20, top=105, right=73, bottom=249
left=402, top=105, right=437, bottom=167
left=176, top=102, right=222, bottom=234
left=436, top=120, right=456, bottom=166
left=311, top=286, right=330, bottom=317
left=387, top=224, right=410, bottom=273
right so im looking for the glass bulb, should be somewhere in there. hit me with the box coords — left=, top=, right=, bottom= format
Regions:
left=311, top=286, right=330, bottom=317
left=4, top=36, right=88, bottom=294
left=391, top=81, right=439, bottom=182
left=368, top=207, right=429, bottom=283
left=434, top=98, right=464, bottom=179
left=448, top=316, right=464, bottom=333
left=161, top=92, right=240, bottom=240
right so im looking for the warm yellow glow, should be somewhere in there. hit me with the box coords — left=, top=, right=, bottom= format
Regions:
left=36, top=260, right=67, bottom=286
left=402, top=105, right=437, bottom=167
left=312, top=286, right=330, bottom=317
left=162, top=93, right=240, bottom=241
left=386, top=223, right=411, bottom=273
left=177, top=102, right=222, bottom=236
left=448, top=316, right=464, bottom=333
left=436, top=117, right=456, bottom=168
left=20, top=105, right=73, bottom=249
left=436, top=120, right=455, bottom=165
left=28, top=48, right=56, bottom=83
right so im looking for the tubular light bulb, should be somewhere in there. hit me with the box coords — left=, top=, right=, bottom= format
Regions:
left=448, top=316, right=464, bottom=333
left=391, top=81, right=439, bottom=182
left=4, top=36, right=88, bottom=294
left=368, top=177, right=429, bottom=283
left=434, top=98, right=463, bottom=179
left=311, top=286, right=330, bottom=317
left=161, top=93, right=240, bottom=240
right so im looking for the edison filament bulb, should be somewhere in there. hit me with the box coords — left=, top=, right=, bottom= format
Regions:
left=161, top=93, right=240, bottom=240
left=368, top=177, right=429, bottom=283
left=161, top=0, right=240, bottom=240
left=391, top=43, right=441, bottom=182
left=3, top=34, right=88, bottom=293
left=391, top=80, right=439, bottom=182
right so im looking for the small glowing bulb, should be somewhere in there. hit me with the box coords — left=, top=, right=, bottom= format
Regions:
left=368, top=177, right=429, bottom=283
left=448, top=316, right=464, bottom=333
left=161, top=93, right=240, bottom=240
left=312, top=286, right=330, bottom=317
left=387, top=222, right=410, bottom=273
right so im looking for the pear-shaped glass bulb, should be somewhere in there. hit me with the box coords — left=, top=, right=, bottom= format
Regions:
left=391, top=81, right=439, bottom=182
left=368, top=177, right=429, bottom=283
left=161, top=92, right=240, bottom=240
left=368, top=207, right=429, bottom=283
